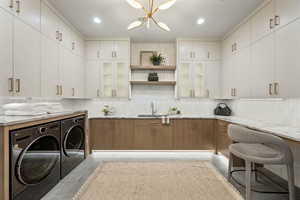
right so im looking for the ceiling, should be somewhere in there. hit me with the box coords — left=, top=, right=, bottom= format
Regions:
left=48, top=0, right=264, bottom=42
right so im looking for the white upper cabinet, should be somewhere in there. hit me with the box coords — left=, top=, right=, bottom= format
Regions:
left=0, top=0, right=15, bottom=13
left=100, top=41, right=115, bottom=60
left=251, top=33, right=275, bottom=98
left=203, top=43, right=221, bottom=61
left=274, top=18, right=300, bottom=98
left=221, top=55, right=237, bottom=99
left=0, top=8, right=13, bottom=96
left=204, top=62, right=220, bottom=99
left=193, top=42, right=207, bottom=61
left=41, top=3, right=60, bottom=42
left=86, top=61, right=100, bottom=98
left=251, top=1, right=275, bottom=43
left=41, top=35, right=61, bottom=98
left=86, top=41, right=100, bottom=60
left=178, top=40, right=194, bottom=61
left=60, top=48, right=73, bottom=98
left=14, top=18, right=41, bottom=97
left=114, top=40, right=130, bottom=60
left=235, top=21, right=251, bottom=51
left=14, top=0, right=41, bottom=30
left=275, top=0, right=300, bottom=28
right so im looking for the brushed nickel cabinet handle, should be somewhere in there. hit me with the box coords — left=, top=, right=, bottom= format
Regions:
left=269, top=18, right=274, bottom=29
left=97, top=51, right=100, bottom=58
left=8, top=78, right=14, bottom=92
left=207, top=89, right=210, bottom=98
left=114, top=51, right=117, bottom=58
left=274, top=82, right=279, bottom=95
left=56, top=85, right=60, bottom=95
left=97, top=89, right=100, bottom=97
left=15, top=79, right=20, bottom=93
left=234, top=88, right=237, bottom=97
left=275, top=15, right=280, bottom=26
left=59, top=32, right=63, bottom=42
left=60, top=85, right=63, bottom=96
left=207, top=52, right=210, bottom=59
left=72, top=42, right=75, bottom=50
left=72, top=88, right=75, bottom=96
left=269, top=83, right=273, bottom=95
left=16, top=0, right=20, bottom=13
left=9, top=0, right=14, bottom=8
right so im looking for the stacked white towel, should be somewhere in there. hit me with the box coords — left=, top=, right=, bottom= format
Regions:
left=2, top=102, right=67, bottom=116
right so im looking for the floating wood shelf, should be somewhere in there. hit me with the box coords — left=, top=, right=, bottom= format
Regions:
left=130, top=81, right=176, bottom=86
left=130, top=65, right=176, bottom=71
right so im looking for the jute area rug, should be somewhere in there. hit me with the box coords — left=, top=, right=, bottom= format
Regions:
left=73, top=161, right=243, bottom=200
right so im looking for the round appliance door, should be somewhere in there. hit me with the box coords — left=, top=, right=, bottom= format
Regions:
left=63, top=126, right=85, bottom=157
left=16, top=136, right=60, bottom=185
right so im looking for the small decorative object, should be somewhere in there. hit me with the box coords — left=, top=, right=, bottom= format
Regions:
left=140, top=51, right=157, bottom=66
left=168, top=107, right=181, bottom=115
left=214, top=103, right=232, bottom=116
left=150, top=53, right=165, bottom=66
left=102, top=105, right=115, bottom=116
left=148, top=72, right=159, bottom=82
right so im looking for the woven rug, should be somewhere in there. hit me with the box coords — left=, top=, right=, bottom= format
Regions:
left=73, top=161, right=243, bottom=200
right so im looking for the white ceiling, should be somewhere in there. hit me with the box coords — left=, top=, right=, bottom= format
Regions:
left=48, top=0, right=264, bottom=42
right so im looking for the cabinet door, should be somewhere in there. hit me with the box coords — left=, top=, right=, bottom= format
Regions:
left=114, top=40, right=129, bottom=60
left=0, top=0, right=14, bottom=13
left=251, top=1, right=275, bottom=42
left=85, top=61, right=100, bottom=98
left=134, top=120, right=173, bottom=150
left=235, top=48, right=252, bottom=98
left=60, top=48, right=73, bottom=98
left=193, top=63, right=206, bottom=98
left=0, top=8, right=13, bottom=96
left=41, top=3, right=60, bottom=42
left=221, top=55, right=236, bottom=99
left=101, top=61, right=114, bottom=97
left=41, top=36, right=60, bottom=97
left=59, top=22, right=73, bottom=51
left=275, top=0, right=300, bottom=28
left=115, top=62, right=129, bottom=97
left=251, top=34, right=275, bottom=98
left=14, top=19, right=41, bottom=97
left=100, top=41, right=114, bottom=60
left=73, top=55, right=84, bottom=98
left=113, top=120, right=135, bottom=150
left=275, top=19, right=300, bottom=98
left=235, top=21, right=251, bottom=51
left=193, top=42, right=207, bottom=61
left=205, top=43, right=221, bottom=61
left=204, top=62, right=220, bottom=99
left=90, top=119, right=114, bottom=150
left=178, top=63, right=193, bottom=97
left=173, top=120, right=215, bottom=150
left=16, top=0, right=41, bottom=30
left=178, top=41, right=194, bottom=61
left=85, top=41, right=100, bottom=60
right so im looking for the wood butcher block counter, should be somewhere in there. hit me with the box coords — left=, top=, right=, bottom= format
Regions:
left=0, top=110, right=89, bottom=200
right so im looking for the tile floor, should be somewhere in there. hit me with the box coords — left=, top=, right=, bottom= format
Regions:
left=42, top=151, right=298, bottom=200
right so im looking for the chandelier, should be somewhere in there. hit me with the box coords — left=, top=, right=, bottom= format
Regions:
left=126, top=0, right=176, bottom=31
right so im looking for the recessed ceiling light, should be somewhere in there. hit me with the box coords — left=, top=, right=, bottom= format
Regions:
left=197, top=18, right=205, bottom=25
left=93, top=17, right=102, bottom=24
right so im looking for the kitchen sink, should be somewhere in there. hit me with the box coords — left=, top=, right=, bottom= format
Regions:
left=137, top=114, right=165, bottom=118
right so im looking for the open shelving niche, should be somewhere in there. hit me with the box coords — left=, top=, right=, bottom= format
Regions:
left=129, top=65, right=177, bottom=98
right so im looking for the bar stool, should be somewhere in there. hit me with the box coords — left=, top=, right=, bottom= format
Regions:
left=227, top=124, right=295, bottom=200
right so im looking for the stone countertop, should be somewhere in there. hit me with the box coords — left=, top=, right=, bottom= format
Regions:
left=0, top=110, right=87, bottom=127
left=89, top=114, right=300, bottom=142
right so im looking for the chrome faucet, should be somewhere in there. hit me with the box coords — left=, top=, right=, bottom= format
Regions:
left=151, top=101, right=157, bottom=116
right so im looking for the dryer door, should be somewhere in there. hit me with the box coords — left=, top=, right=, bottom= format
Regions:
left=16, top=136, right=60, bottom=185
left=63, top=125, right=85, bottom=157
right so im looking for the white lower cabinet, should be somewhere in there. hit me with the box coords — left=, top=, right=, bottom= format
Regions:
left=0, top=8, right=13, bottom=96
left=100, top=61, right=129, bottom=98
left=14, top=18, right=41, bottom=97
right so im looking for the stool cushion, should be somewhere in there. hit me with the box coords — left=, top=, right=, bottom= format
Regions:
left=229, top=143, right=280, bottom=159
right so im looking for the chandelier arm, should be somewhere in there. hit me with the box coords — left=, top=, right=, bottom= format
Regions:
left=151, top=16, right=159, bottom=26
left=152, top=7, right=159, bottom=15
left=150, top=0, right=154, bottom=13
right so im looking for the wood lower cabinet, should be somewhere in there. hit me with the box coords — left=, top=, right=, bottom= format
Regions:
left=173, top=119, right=215, bottom=150
left=90, top=119, right=215, bottom=150
left=216, top=120, right=232, bottom=157
left=134, top=120, right=173, bottom=150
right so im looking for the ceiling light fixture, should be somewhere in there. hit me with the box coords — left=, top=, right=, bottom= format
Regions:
left=93, top=17, right=102, bottom=24
left=126, top=0, right=176, bottom=32
left=197, top=18, right=205, bottom=25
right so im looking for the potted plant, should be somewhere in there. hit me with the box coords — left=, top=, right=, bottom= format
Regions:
left=150, top=53, right=165, bottom=66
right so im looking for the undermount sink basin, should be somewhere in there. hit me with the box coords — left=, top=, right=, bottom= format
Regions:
left=137, top=114, right=165, bottom=118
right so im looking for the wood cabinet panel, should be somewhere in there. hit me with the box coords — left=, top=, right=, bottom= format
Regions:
left=216, top=120, right=232, bottom=157
left=173, top=119, right=215, bottom=150
left=90, top=119, right=114, bottom=150
left=134, top=120, right=173, bottom=150
left=113, top=120, right=135, bottom=150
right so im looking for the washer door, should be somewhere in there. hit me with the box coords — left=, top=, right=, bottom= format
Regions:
left=16, top=136, right=60, bottom=185
left=63, top=126, right=85, bottom=157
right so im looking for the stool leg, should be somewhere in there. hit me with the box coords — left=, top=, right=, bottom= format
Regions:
left=228, top=153, right=232, bottom=181
left=287, top=164, right=295, bottom=200
left=245, top=161, right=252, bottom=200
